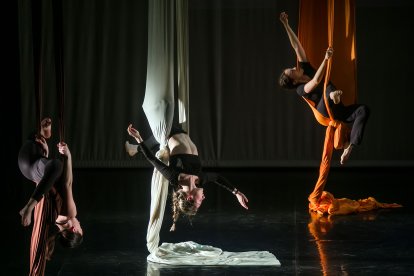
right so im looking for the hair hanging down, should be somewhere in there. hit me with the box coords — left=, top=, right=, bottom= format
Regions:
left=279, top=71, right=297, bottom=90
left=170, top=190, right=197, bottom=231
left=46, top=229, right=84, bottom=260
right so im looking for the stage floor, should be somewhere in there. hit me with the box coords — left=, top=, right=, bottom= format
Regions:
left=7, top=167, right=414, bottom=275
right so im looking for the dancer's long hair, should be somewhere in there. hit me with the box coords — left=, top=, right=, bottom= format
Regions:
left=170, top=190, right=197, bottom=231
left=46, top=229, right=83, bottom=260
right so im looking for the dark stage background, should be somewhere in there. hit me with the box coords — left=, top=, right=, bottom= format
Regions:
left=3, top=0, right=414, bottom=275
left=11, top=0, right=414, bottom=168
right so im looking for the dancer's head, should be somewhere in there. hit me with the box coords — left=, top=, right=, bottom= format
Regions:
left=40, top=117, right=52, bottom=139
left=170, top=186, right=205, bottom=231
left=177, top=173, right=205, bottom=209
left=59, top=217, right=83, bottom=247
left=46, top=218, right=83, bottom=260
left=59, top=230, right=84, bottom=248
left=279, top=66, right=304, bottom=90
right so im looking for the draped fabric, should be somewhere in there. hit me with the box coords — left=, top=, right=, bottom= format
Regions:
left=29, top=196, right=49, bottom=276
left=143, top=0, right=175, bottom=254
left=28, top=0, right=64, bottom=274
left=176, top=0, right=190, bottom=132
left=298, top=0, right=357, bottom=106
left=143, top=0, right=191, bottom=254
left=309, top=191, right=402, bottom=215
left=298, top=0, right=355, bottom=208
left=147, top=241, right=280, bottom=266
left=29, top=192, right=59, bottom=276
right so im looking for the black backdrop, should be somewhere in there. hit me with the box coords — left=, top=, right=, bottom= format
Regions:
left=5, top=0, right=414, bottom=171
left=12, top=0, right=414, bottom=169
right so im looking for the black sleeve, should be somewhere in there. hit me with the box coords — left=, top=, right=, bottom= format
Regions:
left=201, top=173, right=236, bottom=194
left=137, top=142, right=179, bottom=185
left=296, top=62, right=316, bottom=97
left=300, top=62, right=316, bottom=77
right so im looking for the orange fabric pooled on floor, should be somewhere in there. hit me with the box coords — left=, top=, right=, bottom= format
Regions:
left=309, top=191, right=402, bottom=216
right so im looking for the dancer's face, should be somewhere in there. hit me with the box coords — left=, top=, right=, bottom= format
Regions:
left=70, top=217, right=83, bottom=236
left=187, top=188, right=205, bottom=209
left=284, top=67, right=303, bottom=82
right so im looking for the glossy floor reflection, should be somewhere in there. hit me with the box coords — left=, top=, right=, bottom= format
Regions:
left=7, top=167, right=414, bottom=275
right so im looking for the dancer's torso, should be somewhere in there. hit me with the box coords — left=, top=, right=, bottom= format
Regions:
left=168, top=133, right=198, bottom=156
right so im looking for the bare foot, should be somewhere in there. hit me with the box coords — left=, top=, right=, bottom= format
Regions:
left=125, top=141, right=138, bottom=156
left=330, top=90, right=343, bottom=104
left=340, top=144, right=354, bottom=165
left=19, top=206, right=32, bottom=227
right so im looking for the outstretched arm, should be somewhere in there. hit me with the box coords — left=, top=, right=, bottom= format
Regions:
left=203, top=173, right=249, bottom=209
left=280, top=12, right=307, bottom=62
left=304, top=47, right=333, bottom=93
left=58, top=142, right=77, bottom=218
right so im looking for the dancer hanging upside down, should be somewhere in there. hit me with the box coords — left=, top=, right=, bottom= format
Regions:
left=278, top=12, right=370, bottom=165
left=18, top=117, right=83, bottom=272
left=126, top=123, right=249, bottom=231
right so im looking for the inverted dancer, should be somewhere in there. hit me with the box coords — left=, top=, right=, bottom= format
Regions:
left=18, top=118, right=83, bottom=275
left=127, top=123, right=248, bottom=231
left=278, top=12, right=370, bottom=165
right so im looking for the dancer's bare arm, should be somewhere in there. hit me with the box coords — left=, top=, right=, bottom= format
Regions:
left=304, top=47, right=333, bottom=93
left=58, top=142, right=77, bottom=218
left=280, top=12, right=307, bottom=62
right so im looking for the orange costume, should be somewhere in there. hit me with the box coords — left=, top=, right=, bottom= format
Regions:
left=298, top=0, right=402, bottom=215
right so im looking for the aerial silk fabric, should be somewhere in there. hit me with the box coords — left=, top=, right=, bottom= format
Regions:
left=147, top=241, right=280, bottom=266
left=29, top=196, right=50, bottom=276
left=143, top=0, right=193, bottom=254
left=298, top=0, right=357, bottom=107
left=143, top=0, right=280, bottom=265
left=143, top=0, right=175, bottom=254
left=298, top=0, right=402, bottom=215
left=29, top=0, right=65, bottom=274
left=30, top=191, right=60, bottom=276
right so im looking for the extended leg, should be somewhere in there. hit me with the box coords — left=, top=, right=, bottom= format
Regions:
left=336, top=104, right=370, bottom=164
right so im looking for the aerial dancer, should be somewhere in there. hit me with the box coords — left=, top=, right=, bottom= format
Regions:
left=18, top=118, right=83, bottom=276
left=278, top=11, right=370, bottom=165
left=125, top=0, right=279, bottom=266
left=278, top=5, right=401, bottom=215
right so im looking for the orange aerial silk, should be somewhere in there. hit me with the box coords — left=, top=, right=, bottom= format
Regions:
left=298, top=0, right=401, bottom=215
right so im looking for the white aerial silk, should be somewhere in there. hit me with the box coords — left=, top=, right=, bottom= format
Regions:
left=147, top=241, right=280, bottom=266
left=143, top=0, right=175, bottom=254
left=143, top=0, right=280, bottom=266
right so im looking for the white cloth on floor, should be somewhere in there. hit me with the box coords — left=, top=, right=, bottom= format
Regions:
left=147, top=241, right=281, bottom=266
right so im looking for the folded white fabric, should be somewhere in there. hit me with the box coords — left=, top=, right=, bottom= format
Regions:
left=147, top=241, right=280, bottom=266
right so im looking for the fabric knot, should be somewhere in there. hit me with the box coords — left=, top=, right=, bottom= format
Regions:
left=329, top=120, right=340, bottom=128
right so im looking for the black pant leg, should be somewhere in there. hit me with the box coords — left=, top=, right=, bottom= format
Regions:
left=335, top=104, right=370, bottom=146
left=30, top=159, right=63, bottom=202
